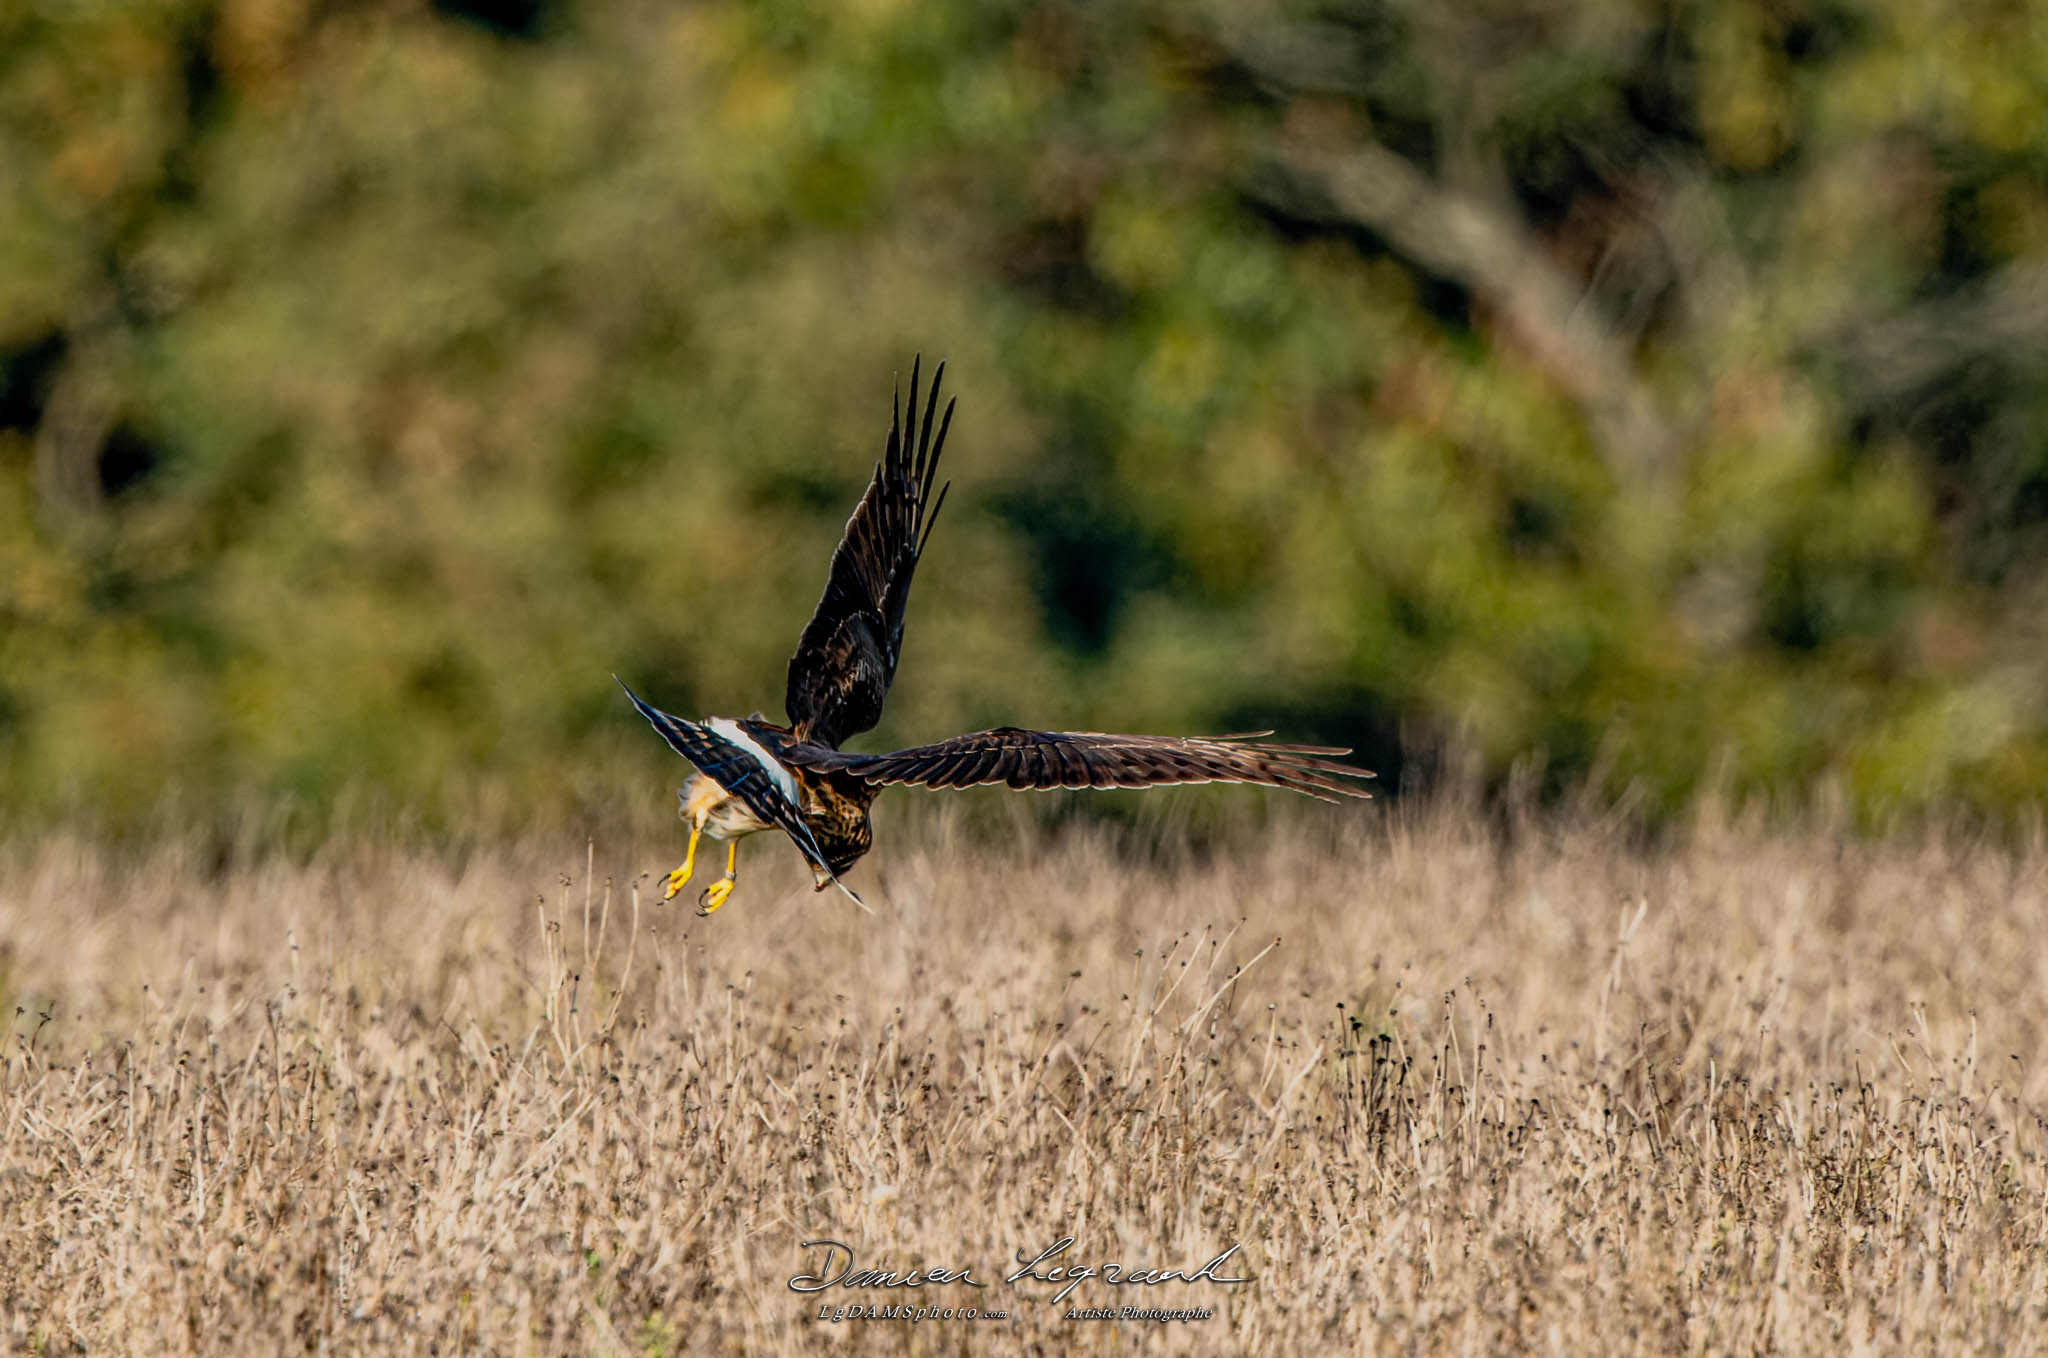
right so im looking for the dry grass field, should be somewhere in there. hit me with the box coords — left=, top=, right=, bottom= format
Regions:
left=1, top=796, right=2045, bottom=1354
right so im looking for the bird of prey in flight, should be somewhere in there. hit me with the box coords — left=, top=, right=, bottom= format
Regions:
left=619, top=358, right=1371, bottom=915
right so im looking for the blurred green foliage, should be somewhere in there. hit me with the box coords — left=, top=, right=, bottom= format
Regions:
left=4, top=0, right=2048, bottom=830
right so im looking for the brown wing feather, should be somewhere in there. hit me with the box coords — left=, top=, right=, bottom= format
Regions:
left=793, top=728, right=1374, bottom=803
left=785, top=357, right=954, bottom=748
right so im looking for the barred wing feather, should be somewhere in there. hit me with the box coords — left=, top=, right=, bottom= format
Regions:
left=794, top=728, right=1373, bottom=803
left=614, top=678, right=837, bottom=875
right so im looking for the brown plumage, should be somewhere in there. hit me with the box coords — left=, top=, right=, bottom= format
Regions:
left=783, top=358, right=951, bottom=749
left=622, top=358, right=1372, bottom=917
left=778, top=728, right=1367, bottom=802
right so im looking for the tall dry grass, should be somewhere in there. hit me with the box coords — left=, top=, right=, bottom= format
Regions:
left=0, top=796, right=2044, bottom=1354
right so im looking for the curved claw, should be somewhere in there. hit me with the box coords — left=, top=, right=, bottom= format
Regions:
left=697, top=879, right=735, bottom=916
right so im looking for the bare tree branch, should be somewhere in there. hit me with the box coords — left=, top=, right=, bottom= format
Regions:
left=1816, top=259, right=2048, bottom=413
left=1252, top=140, right=1680, bottom=489
left=34, top=348, right=115, bottom=517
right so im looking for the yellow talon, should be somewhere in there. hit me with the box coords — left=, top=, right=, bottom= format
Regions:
left=664, top=824, right=702, bottom=901
left=695, top=841, right=741, bottom=917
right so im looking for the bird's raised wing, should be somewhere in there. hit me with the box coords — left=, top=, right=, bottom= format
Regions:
left=785, top=357, right=953, bottom=749
left=616, top=678, right=839, bottom=878
left=788, top=728, right=1374, bottom=803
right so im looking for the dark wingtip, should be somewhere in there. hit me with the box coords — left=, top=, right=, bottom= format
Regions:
left=614, top=675, right=663, bottom=725
left=890, top=372, right=903, bottom=465
left=916, top=480, right=952, bottom=557
left=918, top=358, right=945, bottom=460
left=905, top=354, right=923, bottom=445
left=922, top=396, right=956, bottom=492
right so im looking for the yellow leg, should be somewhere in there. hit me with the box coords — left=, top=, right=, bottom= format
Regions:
left=663, top=823, right=702, bottom=901
left=697, top=840, right=740, bottom=916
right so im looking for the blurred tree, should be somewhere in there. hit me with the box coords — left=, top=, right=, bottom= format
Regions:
left=2, top=0, right=2046, bottom=830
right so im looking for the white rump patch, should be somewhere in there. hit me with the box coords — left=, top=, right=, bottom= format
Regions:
left=708, top=717, right=801, bottom=807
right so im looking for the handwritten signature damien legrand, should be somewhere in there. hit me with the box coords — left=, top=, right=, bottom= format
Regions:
left=789, top=1236, right=1251, bottom=1308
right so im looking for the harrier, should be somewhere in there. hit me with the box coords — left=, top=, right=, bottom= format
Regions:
left=620, top=359, right=1371, bottom=915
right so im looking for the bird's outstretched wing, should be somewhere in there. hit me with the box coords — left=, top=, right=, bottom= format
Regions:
left=785, top=356, right=954, bottom=749
left=616, top=678, right=843, bottom=882
left=787, top=728, right=1374, bottom=803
